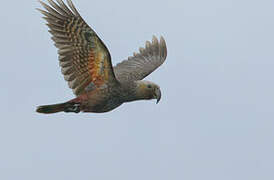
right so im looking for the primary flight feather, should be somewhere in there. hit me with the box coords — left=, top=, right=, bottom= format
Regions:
left=36, top=0, right=167, bottom=114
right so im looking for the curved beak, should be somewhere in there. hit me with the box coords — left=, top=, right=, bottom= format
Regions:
left=154, top=88, right=162, bottom=104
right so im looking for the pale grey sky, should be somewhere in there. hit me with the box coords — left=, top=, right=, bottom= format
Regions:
left=1, top=0, right=274, bottom=179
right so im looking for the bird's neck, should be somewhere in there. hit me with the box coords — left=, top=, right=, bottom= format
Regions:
left=120, top=81, right=150, bottom=103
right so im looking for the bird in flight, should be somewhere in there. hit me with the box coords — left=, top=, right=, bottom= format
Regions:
left=36, top=0, right=167, bottom=114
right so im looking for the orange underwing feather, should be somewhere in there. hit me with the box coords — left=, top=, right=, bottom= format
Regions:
left=38, top=0, right=117, bottom=96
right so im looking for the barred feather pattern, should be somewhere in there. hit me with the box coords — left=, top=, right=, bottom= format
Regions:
left=113, top=36, right=167, bottom=82
left=38, top=0, right=117, bottom=96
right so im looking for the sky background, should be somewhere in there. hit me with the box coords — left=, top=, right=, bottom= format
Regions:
left=0, top=0, right=274, bottom=179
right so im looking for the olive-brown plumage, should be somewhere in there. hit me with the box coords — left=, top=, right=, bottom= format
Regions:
left=36, top=0, right=167, bottom=114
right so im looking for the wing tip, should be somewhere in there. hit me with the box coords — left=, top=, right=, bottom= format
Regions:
left=136, top=35, right=167, bottom=59
left=159, top=35, right=167, bottom=60
left=66, top=0, right=81, bottom=17
left=151, top=35, right=167, bottom=60
left=38, top=0, right=80, bottom=17
left=152, top=35, right=159, bottom=46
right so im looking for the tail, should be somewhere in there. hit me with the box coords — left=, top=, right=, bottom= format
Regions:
left=36, top=102, right=67, bottom=114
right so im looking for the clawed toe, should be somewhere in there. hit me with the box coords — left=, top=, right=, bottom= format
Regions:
left=64, top=103, right=81, bottom=113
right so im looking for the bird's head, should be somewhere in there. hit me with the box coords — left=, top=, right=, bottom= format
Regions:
left=135, top=80, right=162, bottom=104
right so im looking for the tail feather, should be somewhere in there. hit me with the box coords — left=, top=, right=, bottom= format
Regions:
left=36, top=103, right=67, bottom=114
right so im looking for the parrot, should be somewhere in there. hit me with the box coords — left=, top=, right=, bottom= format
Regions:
left=36, top=0, right=167, bottom=114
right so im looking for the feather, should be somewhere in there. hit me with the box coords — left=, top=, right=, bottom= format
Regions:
left=61, top=66, right=74, bottom=75
left=48, top=0, right=70, bottom=16
left=56, top=0, right=74, bottom=15
left=114, top=36, right=167, bottom=82
left=39, top=1, right=66, bottom=20
left=67, top=0, right=81, bottom=17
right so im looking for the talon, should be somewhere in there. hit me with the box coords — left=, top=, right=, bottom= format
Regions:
left=64, top=103, right=81, bottom=113
left=74, top=104, right=81, bottom=113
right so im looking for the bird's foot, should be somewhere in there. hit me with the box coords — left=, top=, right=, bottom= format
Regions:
left=64, top=103, right=81, bottom=113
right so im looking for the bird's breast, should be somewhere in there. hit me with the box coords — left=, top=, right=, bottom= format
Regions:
left=81, top=87, right=123, bottom=113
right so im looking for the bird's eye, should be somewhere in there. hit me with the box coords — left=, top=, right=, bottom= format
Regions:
left=147, top=85, right=152, bottom=88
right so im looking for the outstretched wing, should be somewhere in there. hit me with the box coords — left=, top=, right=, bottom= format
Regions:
left=113, top=36, right=167, bottom=82
left=38, top=0, right=117, bottom=96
